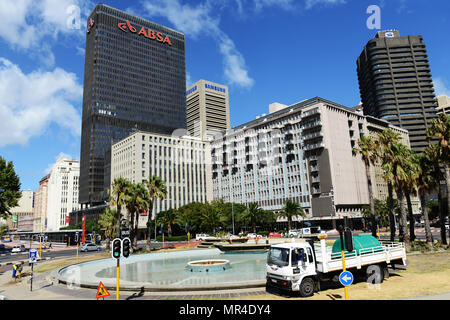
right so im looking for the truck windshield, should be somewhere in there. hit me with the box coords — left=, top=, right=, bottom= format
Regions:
left=267, top=247, right=290, bottom=267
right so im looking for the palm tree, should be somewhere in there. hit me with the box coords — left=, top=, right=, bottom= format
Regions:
left=403, top=154, right=419, bottom=242
left=414, top=151, right=435, bottom=247
left=354, top=135, right=378, bottom=237
left=143, top=176, right=167, bottom=250
left=109, top=177, right=131, bottom=238
left=383, top=142, right=413, bottom=251
left=124, top=183, right=149, bottom=250
left=98, top=208, right=119, bottom=250
left=377, top=129, right=401, bottom=241
left=202, top=203, right=222, bottom=235
left=426, top=113, right=450, bottom=242
left=425, top=144, right=447, bottom=245
left=157, top=208, right=178, bottom=238
left=278, top=199, right=306, bottom=231
left=245, top=202, right=264, bottom=233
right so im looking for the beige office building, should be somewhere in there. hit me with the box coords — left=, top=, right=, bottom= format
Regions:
left=8, top=190, right=35, bottom=232
left=110, top=131, right=213, bottom=229
left=437, top=95, right=450, bottom=114
left=186, top=80, right=230, bottom=139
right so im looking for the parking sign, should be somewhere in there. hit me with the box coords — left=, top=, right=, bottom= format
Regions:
left=29, top=249, right=38, bottom=263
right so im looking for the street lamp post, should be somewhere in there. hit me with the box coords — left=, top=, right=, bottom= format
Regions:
left=232, top=202, right=235, bottom=235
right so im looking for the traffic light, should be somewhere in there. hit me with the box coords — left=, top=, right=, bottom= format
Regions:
left=122, top=237, right=131, bottom=258
left=75, top=233, right=79, bottom=244
left=344, top=228, right=354, bottom=252
left=112, top=238, right=121, bottom=259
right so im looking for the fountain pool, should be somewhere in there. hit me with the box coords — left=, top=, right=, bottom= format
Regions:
left=58, top=248, right=268, bottom=291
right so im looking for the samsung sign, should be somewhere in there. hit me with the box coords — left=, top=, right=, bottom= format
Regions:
left=384, top=32, right=395, bottom=38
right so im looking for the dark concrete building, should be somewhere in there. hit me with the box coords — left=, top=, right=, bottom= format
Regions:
left=357, top=30, right=437, bottom=152
left=79, top=4, right=187, bottom=206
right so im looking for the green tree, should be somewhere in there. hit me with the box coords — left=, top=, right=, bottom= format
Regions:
left=424, top=144, right=447, bottom=245
left=202, top=202, right=222, bottom=235
left=414, top=151, right=435, bottom=247
left=0, top=223, right=8, bottom=237
left=98, top=208, right=119, bottom=250
left=0, top=156, right=21, bottom=220
left=124, top=182, right=149, bottom=250
left=403, top=154, right=419, bottom=242
left=383, top=142, right=413, bottom=251
left=361, top=198, right=397, bottom=228
left=243, top=202, right=265, bottom=233
left=278, top=199, right=306, bottom=231
left=143, top=176, right=167, bottom=250
left=354, top=135, right=378, bottom=237
left=157, top=208, right=178, bottom=238
left=109, top=177, right=131, bottom=238
left=377, top=129, right=401, bottom=241
left=426, top=113, right=450, bottom=243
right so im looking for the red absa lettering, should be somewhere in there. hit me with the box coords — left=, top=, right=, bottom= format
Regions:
left=148, top=29, right=156, bottom=39
left=138, top=27, right=147, bottom=37
left=156, top=32, right=163, bottom=42
left=163, top=36, right=172, bottom=46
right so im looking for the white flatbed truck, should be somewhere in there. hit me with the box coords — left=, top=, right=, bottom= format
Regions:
left=266, top=236, right=407, bottom=297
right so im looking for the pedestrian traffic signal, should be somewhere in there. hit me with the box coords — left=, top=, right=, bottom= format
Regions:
left=112, top=238, right=121, bottom=259
left=122, top=237, right=130, bottom=258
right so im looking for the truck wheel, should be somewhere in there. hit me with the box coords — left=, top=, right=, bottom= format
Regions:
left=383, top=266, right=389, bottom=280
left=299, top=277, right=315, bottom=297
left=366, top=264, right=384, bottom=284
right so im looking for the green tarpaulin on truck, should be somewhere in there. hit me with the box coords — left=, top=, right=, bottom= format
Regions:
left=331, top=234, right=383, bottom=259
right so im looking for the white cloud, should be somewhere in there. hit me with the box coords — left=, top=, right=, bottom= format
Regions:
left=0, top=0, right=92, bottom=66
left=434, top=77, right=450, bottom=97
left=186, top=72, right=193, bottom=88
left=44, top=152, right=75, bottom=174
left=141, top=0, right=254, bottom=89
left=254, top=0, right=295, bottom=11
left=0, top=58, right=82, bottom=147
left=304, top=0, right=346, bottom=10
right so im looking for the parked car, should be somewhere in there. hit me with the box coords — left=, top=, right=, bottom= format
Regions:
left=195, top=234, right=210, bottom=241
left=288, top=229, right=301, bottom=238
left=0, top=244, right=12, bottom=254
left=269, top=232, right=282, bottom=238
left=80, top=243, right=100, bottom=252
left=11, top=245, right=26, bottom=253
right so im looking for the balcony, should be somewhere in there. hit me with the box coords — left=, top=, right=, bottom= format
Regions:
left=302, top=120, right=322, bottom=130
left=302, top=108, right=321, bottom=119
left=302, top=131, right=323, bottom=141
left=304, top=142, right=324, bottom=151
left=311, top=175, right=320, bottom=183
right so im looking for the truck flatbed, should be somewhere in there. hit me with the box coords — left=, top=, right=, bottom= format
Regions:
left=314, top=241, right=407, bottom=273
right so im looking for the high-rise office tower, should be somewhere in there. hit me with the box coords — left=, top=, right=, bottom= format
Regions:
left=186, top=80, right=230, bottom=139
left=79, top=4, right=187, bottom=205
left=357, top=30, right=437, bottom=152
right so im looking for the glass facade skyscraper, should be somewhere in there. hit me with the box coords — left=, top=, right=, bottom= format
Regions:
left=79, top=4, right=187, bottom=205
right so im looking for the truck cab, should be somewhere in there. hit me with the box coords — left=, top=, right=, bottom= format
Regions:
left=266, top=242, right=318, bottom=296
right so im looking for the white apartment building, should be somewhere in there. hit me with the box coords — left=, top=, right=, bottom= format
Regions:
left=110, top=131, right=213, bottom=229
left=46, top=159, right=80, bottom=231
left=211, top=97, right=414, bottom=228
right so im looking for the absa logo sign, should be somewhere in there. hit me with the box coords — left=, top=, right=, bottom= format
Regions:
left=118, top=20, right=172, bottom=46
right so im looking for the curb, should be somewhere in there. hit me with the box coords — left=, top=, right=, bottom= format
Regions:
left=0, top=257, right=53, bottom=267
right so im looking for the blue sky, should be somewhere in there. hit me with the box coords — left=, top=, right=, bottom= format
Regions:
left=0, top=0, right=449, bottom=192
